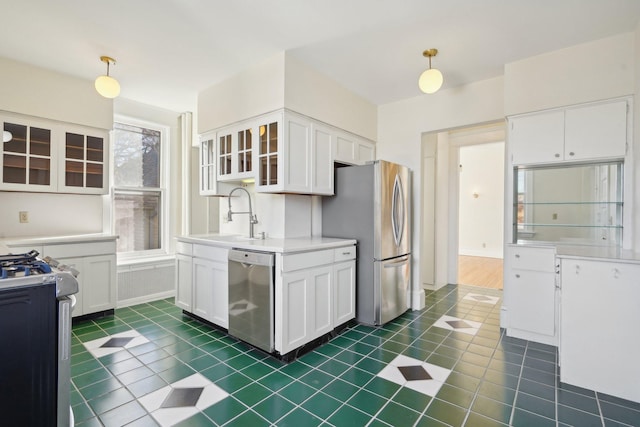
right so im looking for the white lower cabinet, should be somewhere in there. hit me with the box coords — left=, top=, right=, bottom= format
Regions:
left=504, top=244, right=557, bottom=345
left=277, top=245, right=356, bottom=355
left=175, top=253, right=193, bottom=311
left=175, top=242, right=228, bottom=329
left=333, top=260, right=356, bottom=326
left=41, top=240, right=117, bottom=317
left=281, top=265, right=333, bottom=353
left=560, top=258, right=640, bottom=403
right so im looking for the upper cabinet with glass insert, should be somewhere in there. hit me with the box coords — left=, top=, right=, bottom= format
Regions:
left=1, top=116, right=54, bottom=191
left=0, top=113, right=109, bottom=194
left=199, top=109, right=372, bottom=196
left=215, top=124, right=254, bottom=182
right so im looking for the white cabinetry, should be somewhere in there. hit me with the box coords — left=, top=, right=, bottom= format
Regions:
left=42, top=240, right=116, bottom=317
left=175, top=242, right=193, bottom=311
left=509, top=99, right=628, bottom=166
left=216, top=122, right=255, bottom=182
left=504, top=244, right=557, bottom=345
left=0, top=113, right=109, bottom=194
left=200, top=109, right=374, bottom=195
left=256, top=111, right=334, bottom=195
left=175, top=242, right=228, bottom=328
left=560, top=257, right=640, bottom=403
left=277, top=244, right=356, bottom=355
left=334, top=130, right=375, bottom=166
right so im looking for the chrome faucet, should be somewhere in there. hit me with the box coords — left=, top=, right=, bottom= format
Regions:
left=227, top=187, right=258, bottom=238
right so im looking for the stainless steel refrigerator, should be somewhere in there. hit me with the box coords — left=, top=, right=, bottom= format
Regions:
left=322, top=160, right=411, bottom=325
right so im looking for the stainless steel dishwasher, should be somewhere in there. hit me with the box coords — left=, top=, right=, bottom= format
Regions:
left=228, top=249, right=275, bottom=353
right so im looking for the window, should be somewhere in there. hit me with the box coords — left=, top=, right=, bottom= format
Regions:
left=112, top=120, right=167, bottom=256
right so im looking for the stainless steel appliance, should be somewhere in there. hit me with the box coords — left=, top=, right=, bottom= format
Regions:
left=0, top=250, right=79, bottom=427
left=228, top=249, right=275, bottom=353
left=322, top=160, right=411, bottom=325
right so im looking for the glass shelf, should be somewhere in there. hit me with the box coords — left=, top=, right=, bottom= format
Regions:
left=514, top=161, right=623, bottom=246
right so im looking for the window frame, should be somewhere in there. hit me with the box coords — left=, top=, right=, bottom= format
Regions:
left=111, top=115, right=170, bottom=259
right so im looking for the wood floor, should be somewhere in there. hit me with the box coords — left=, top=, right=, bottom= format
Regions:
left=458, top=255, right=503, bottom=289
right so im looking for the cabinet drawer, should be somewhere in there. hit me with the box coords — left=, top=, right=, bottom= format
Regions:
left=282, top=249, right=334, bottom=273
left=193, top=244, right=228, bottom=262
left=43, top=240, right=116, bottom=258
left=334, top=246, right=356, bottom=262
left=176, top=241, right=193, bottom=256
left=506, top=245, right=555, bottom=272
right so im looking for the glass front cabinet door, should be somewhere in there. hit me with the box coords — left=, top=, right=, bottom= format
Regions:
left=58, top=125, right=109, bottom=195
left=199, top=132, right=218, bottom=195
left=256, top=113, right=282, bottom=192
left=1, top=115, right=55, bottom=191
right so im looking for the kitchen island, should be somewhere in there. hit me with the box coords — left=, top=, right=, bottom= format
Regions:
left=176, top=234, right=357, bottom=360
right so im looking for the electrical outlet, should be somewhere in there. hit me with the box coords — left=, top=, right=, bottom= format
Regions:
left=19, top=211, right=29, bottom=223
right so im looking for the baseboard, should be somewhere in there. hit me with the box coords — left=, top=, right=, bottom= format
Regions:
left=117, top=290, right=175, bottom=308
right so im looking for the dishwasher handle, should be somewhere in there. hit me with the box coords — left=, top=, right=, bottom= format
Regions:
left=228, top=249, right=275, bottom=267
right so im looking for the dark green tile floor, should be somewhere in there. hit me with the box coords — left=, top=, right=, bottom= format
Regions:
left=70, top=284, right=640, bottom=426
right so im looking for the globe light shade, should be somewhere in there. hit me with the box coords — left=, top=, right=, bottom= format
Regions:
left=95, top=75, right=121, bottom=98
left=3, top=130, right=12, bottom=142
left=418, top=68, right=443, bottom=94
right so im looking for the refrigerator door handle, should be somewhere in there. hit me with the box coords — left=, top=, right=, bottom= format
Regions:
left=383, top=256, right=410, bottom=268
left=391, top=174, right=405, bottom=247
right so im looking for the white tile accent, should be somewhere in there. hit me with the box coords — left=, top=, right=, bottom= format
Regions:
left=433, top=314, right=482, bottom=336
left=376, top=355, right=452, bottom=397
left=82, top=329, right=150, bottom=358
left=463, top=293, right=499, bottom=305
left=138, top=373, right=229, bottom=427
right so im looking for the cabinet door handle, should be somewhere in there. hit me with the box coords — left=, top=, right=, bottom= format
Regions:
left=515, top=274, right=520, bottom=278
left=612, top=268, right=619, bottom=278
left=555, top=153, right=560, bottom=158
left=569, top=152, right=575, bottom=156
left=515, top=254, right=520, bottom=258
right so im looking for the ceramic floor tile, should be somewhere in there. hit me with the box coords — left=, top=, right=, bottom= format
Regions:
left=69, top=286, right=640, bottom=427
left=433, top=315, right=482, bottom=335
left=83, top=330, right=150, bottom=358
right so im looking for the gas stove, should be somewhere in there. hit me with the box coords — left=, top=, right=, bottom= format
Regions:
left=0, top=250, right=78, bottom=297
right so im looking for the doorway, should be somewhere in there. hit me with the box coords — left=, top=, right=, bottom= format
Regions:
left=457, top=141, right=505, bottom=289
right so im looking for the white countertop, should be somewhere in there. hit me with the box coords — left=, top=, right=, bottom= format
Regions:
left=178, top=234, right=356, bottom=254
left=513, top=241, right=640, bottom=264
left=555, top=244, right=640, bottom=264
left=2, top=233, right=118, bottom=247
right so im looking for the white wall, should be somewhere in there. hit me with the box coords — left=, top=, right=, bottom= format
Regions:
left=284, top=55, right=377, bottom=141
left=197, top=52, right=377, bottom=141
left=378, top=76, right=505, bottom=299
left=217, top=184, right=313, bottom=239
left=0, top=57, right=113, bottom=130
left=0, top=193, right=104, bottom=238
left=458, top=142, right=504, bottom=258
left=504, top=32, right=635, bottom=116
left=197, top=53, right=286, bottom=133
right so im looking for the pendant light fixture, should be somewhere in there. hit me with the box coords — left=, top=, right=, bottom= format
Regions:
left=2, top=130, right=12, bottom=143
left=418, top=48, right=443, bottom=94
left=94, top=56, right=121, bottom=98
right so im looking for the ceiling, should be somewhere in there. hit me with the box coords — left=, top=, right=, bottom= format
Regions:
left=2, top=0, right=640, bottom=113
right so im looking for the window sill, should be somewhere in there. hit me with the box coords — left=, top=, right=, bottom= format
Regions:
left=117, top=254, right=175, bottom=268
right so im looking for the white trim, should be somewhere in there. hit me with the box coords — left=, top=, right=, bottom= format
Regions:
left=117, top=290, right=175, bottom=308
left=112, top=115, right=171, bottom=259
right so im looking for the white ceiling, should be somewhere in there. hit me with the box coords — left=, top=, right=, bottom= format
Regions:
left=2, top=0, right=640, bottom=113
